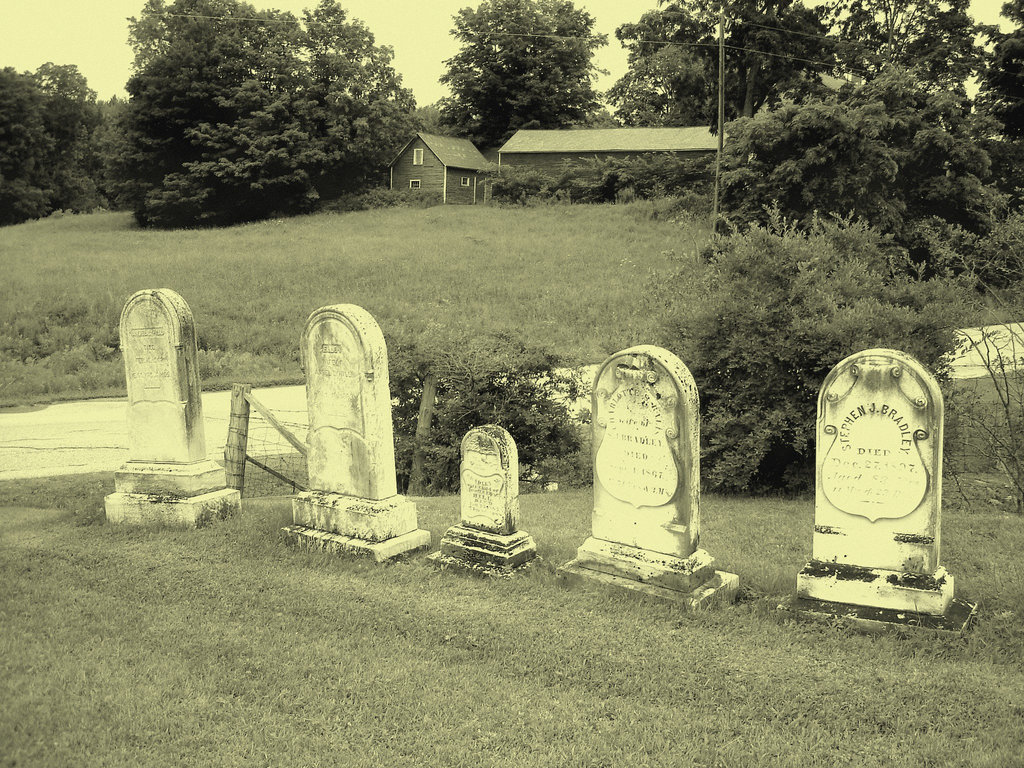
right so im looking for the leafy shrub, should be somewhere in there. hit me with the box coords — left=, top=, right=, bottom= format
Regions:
left=321, top=187, right=440, bottom=212
left=489, top=167, right=555, bottom=204
left=656, top=216, right=972, bottom=493
left=966, top=211, right=1024, bottom=288
left=720, top=70, right=999, bottom=272
left=388, top=327, right=586, bottom=494
left=490, top=153, right=712, bottom=209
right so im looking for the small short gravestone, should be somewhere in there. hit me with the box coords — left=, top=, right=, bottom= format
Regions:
left=104, top=289, right=240, bottom=526
left=429, top=425, right=536, bottom=571
left=283, top=304, right=430, bottom=561
left=558, top=345, right=738, bottom=608
left=789, top=348, right=976, bottom=632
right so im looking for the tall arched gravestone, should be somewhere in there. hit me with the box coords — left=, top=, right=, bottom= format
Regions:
left=428, top=425, right=537, bottom=571
left=790, top=348, right=976, bottom=632
left=104, top=289, right=240, bottom=526
left=558, top=345, right=738, bottom=608
left=283, top=305, right=430, bottom=561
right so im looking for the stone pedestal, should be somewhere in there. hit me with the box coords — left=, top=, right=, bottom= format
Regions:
left=430, top=524, right=537, bottom=571
left=559, top=536, right=739, bottom=608
left=287, top=491, right=430, bottom=561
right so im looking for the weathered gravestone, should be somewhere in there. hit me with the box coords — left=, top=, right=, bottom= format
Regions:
left=789, top=348, right=976, bottom=632
left=104, top=289, right=240, bottom=526
left=429, top=425, right=536, bottom=571
left=558, top=345, right=738, bottom=608
left=283, top=304, right=430, bottom=561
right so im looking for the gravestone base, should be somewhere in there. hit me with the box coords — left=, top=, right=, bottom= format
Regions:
left=292, top=491, right=420, bottom=543
left=779, top=594, right=977, bottom=636
left=104, top=487, right=240, bottom=527
left=113, top=459, right=230, bottom=497
left=796, top=561, right=955, bottom=615
left=431, top=524, right=537, bottom=570
left=574, top=537, right=718, bottom=594
left=558, top=559, right=739, bottom=610
left=282, top=524, right=431, bottom=563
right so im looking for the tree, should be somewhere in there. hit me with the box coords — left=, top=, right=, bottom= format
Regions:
left=31, top=63, right=103, bottom=212
left=439, top=0, right=606, bottom=148
left=608, top=0, right=833, bottom=127
left=300, top=1, right=416, bottom=199
left=828, top=0, right=989, bottom=91
left=122, top=0, right=415, bottom=227
left=0, top=68, right=52, bottom=225
left=720, top=70, right=999, bottom=264
left=0, top=64, right=105, bottom=226
left=980, top=0, right=1024, bottom=138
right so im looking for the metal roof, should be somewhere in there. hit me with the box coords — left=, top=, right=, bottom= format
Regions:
left=498, top=127, right=719, bottom=154
left=415, top=132, right=490, bottom=170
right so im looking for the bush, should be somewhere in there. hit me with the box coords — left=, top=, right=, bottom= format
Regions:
left=490, top=153, right=713, bottom=209
left=489, top=167, right=554, bottom=205
left=320, top=187, right=440, bottom=212
left=720, top=71, right=1000, bottom=273
left=655, top=216, right=972, bottom=494
left=388, top=328, right=586, bottom=495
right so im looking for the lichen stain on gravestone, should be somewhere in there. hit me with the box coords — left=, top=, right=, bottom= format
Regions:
left=594, top=365, right=678, bottom=509
left=818, top=356, right=932, bottom=522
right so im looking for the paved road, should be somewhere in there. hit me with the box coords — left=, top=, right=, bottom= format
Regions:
left=3, top=339, right=1010, bottom=484
left=0, top=385, right=307, bottom=481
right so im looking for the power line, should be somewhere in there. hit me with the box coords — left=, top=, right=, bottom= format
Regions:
left=152, top=10, right=865, bottom=78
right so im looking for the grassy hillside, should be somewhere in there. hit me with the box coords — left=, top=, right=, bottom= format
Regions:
left=0, top=205, right=705, bottom=405
left=1, top=481, right=1022, bottom=767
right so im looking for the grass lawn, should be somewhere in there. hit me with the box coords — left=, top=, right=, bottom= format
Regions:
left=0, top=205, right=704, bottom=406
left=2, top=477, right=1022, bottom=767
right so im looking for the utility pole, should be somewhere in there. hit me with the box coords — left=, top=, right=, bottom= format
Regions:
left=712, top=2, right=725, bottom=228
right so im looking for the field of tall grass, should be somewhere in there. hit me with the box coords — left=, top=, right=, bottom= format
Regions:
left=0, top=204, right=705, bottom=405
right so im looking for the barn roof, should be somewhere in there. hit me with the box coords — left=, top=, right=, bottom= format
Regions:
left=499, top=127, right=719, bottom=154
left=390, top=132, right=489, bottom=170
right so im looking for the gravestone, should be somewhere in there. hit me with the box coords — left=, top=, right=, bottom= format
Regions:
left=429, top=425, right=536, bottom=571
left=790, top=348, right=976, bottom=632
left=283, top=304, right=430, bottom=561
left=558, top=345, right=738, bottom=608
left=104, top=289, right=240, bottom=526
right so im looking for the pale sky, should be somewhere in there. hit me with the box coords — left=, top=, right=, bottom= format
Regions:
left=0, top=0, right=1011, bottom=106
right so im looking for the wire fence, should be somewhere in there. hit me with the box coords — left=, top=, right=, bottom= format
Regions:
left=238, top=401, right=308, bottom=498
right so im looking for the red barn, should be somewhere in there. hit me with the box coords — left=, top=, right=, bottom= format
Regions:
left=388, top=133, right=490, bottom=204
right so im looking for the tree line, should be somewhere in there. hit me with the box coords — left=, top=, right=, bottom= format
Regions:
left=2, top=0, right=1024, bottom=230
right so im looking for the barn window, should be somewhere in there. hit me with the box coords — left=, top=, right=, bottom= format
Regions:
left=409, top=180, right=421, bottom=189
left=461, top=176, right=470, bottom=187
left=413, top=148, right=423, bottom=165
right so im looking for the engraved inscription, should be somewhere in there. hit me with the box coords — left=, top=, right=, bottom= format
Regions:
left=595, top=383, right=677, bottom=507
left=821, top=400, right=928, bottom=521
left=308, top=319, right=363, bottom=434
left=461, top=468, right=505, bottom=530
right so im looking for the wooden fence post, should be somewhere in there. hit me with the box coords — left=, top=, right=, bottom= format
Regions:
left=407, top=372, right=438, bottom=495
left=224, top=383, right=251, bottom=493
